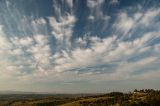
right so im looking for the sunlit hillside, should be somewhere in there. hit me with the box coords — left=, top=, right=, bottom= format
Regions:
left=0, top=89, right=160, bottom=106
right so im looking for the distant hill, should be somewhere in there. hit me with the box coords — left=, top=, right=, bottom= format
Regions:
left=0, top=89, right=160, bottom=106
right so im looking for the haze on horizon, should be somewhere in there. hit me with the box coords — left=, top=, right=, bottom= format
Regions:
left=0, top=0, right=160, bottom=93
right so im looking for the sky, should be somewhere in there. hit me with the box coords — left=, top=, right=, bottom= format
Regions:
left=0, top=0, right=160, bottom=93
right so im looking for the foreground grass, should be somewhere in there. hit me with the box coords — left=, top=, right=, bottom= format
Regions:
left=59, top=97, right=113, bottom=106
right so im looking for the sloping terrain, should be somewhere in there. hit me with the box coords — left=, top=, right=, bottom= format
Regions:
left=0, top=90, right=160, bottom=106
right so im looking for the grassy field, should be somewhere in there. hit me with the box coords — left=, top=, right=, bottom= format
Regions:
left=0, top=89, right=160, bottom=106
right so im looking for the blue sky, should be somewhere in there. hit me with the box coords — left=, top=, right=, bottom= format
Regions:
left=0, top=0, right=160, bottom=93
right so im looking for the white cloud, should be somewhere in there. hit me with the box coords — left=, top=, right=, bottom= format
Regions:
left=87, top=0, right=109, bottom=22
left=46, top=28, right=160, bottom=81
left=87, top=0, right=104, bottom=8
left=110, top=0, right=119, bottom=4
left=135, top=56, right=158, bottom=66
left=86, top=0, right=111, bottom=33
left=114, top=8, right=160, bottom=39
left=0, top=24, right=53, bottom=79
left=50, top=0, right=77, bottom=46
left=10, top=48, right=23, bottom=55
left=133, top=12, right=142, bottom=20
left=140, top=9, right=160, bottom=26
left=48, top=13, right=76, bottom=48
left=65, top=0, right=74, bottom=8
left=19, top=37, right=33, bottom=46
left=0, top=26, right=23, bottom=80
left=115, top=12, right=135, bottom=35
left=34, top=34, right=48, bottom=45
left=0, top=25, right=12, bottom=49
left=32, top=18, right=46, bottom=25
left=88, top=15, right=95, bottom=21
left=154, top=44, right=160, bottom=52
